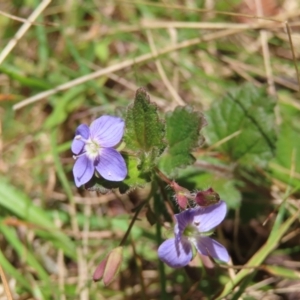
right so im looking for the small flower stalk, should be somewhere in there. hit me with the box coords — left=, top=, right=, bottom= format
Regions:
left=72, top=115, right=127, bottom=187
left=158, top=201, right=229, bottom=268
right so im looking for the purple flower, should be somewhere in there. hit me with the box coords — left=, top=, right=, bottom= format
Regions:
left=72, top=115, right=127, bottom=187
left=158, top=201, right=229, bottom=268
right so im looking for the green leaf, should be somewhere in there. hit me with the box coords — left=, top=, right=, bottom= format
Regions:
left=204, top=84, right=276, bottom=168
left=124, top=87, right=165, bottom=153
left=270, top=123, right=300, bottom=187
left=123, top=154, right=151, bottom=187
left=158, top=106, right=206, bottom=176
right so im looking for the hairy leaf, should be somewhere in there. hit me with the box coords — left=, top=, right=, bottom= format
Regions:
left=158, top=106, right=206, bottom=176
left=124, top=87, right=165, bottom=153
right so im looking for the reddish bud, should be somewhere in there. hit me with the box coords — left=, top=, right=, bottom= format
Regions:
left=103, top=246, right=123, bottom=286
left=93, top=256, right=108, bottom=282
left=195, top=188, right=220, bottom=207
left=93, top=246, right=123, bottom=285
left=176, top=193, right=188, bottom=210
left=170, top=181, right=191, bottom=209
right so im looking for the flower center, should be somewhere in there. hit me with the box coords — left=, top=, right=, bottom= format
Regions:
left=182, top=223, right=213, bottom=240
left=183, top=224, right=198, bottom=238
left=85, top=139, right=101, bottom=159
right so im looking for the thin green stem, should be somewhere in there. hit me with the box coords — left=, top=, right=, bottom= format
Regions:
left=153, top=181, right=167, bottom=299
left=131, top=237, right=147, bottom=300
left=119, top=200, right=148, bottom=247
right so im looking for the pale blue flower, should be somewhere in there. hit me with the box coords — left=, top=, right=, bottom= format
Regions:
left=158, top=201, right=229, bottom=268
left=72, top=115, right=127, bottom=187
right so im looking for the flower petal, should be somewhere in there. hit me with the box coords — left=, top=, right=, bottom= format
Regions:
left=73, top=155, right=94, bottom=187
left=194, top=236, right=229, bottom=263
left=174, top=209, right=196, bottom=236
left=158, top=237, right=193, bottom=268
left=89, top=116, right=125, bottom=148
left=193, top=201, right=227, bottom=232
left=72, top=124, right=89, bottom=154
left=72, top=139, right=85, bottom=155
left=76, top=124, right=90, bottom=138
left=95, top=148, right=127, bottom=181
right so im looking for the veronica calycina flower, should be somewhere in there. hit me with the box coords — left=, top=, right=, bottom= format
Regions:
left=158, top=201, right=229, bottom=268
left=72, top=115, right=127, bottom=187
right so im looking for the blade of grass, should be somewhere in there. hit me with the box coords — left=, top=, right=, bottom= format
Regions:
left=262, top=265, right=300, bottom=279
left=43, top=86, right=85, bottom=129
left=0, top=260, right=13, bottom=300
left=34, top=0, right=49, bottom=73
left=0, top=65, right=52, bottom=89
left=285, top=22, right=300, bottom=91
left=0, top=224, right=49, bottom=280
left=0, top=178, right=75, bottom=259
left=0, top=248, right=31, bottom=289
left=64, top=36, right=106, bottom=102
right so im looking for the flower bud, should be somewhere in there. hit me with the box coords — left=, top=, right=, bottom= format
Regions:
left=176, top=193, right=188, bottom=210
left=103, top=246, right=123, bottom=286
left=93, top=256, right=108, bottom=282
left=195, top=187, right=220, bottom=207
left=93, top=246, right=123, bottom=285
left=170, top=181, right=191, bottom=209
